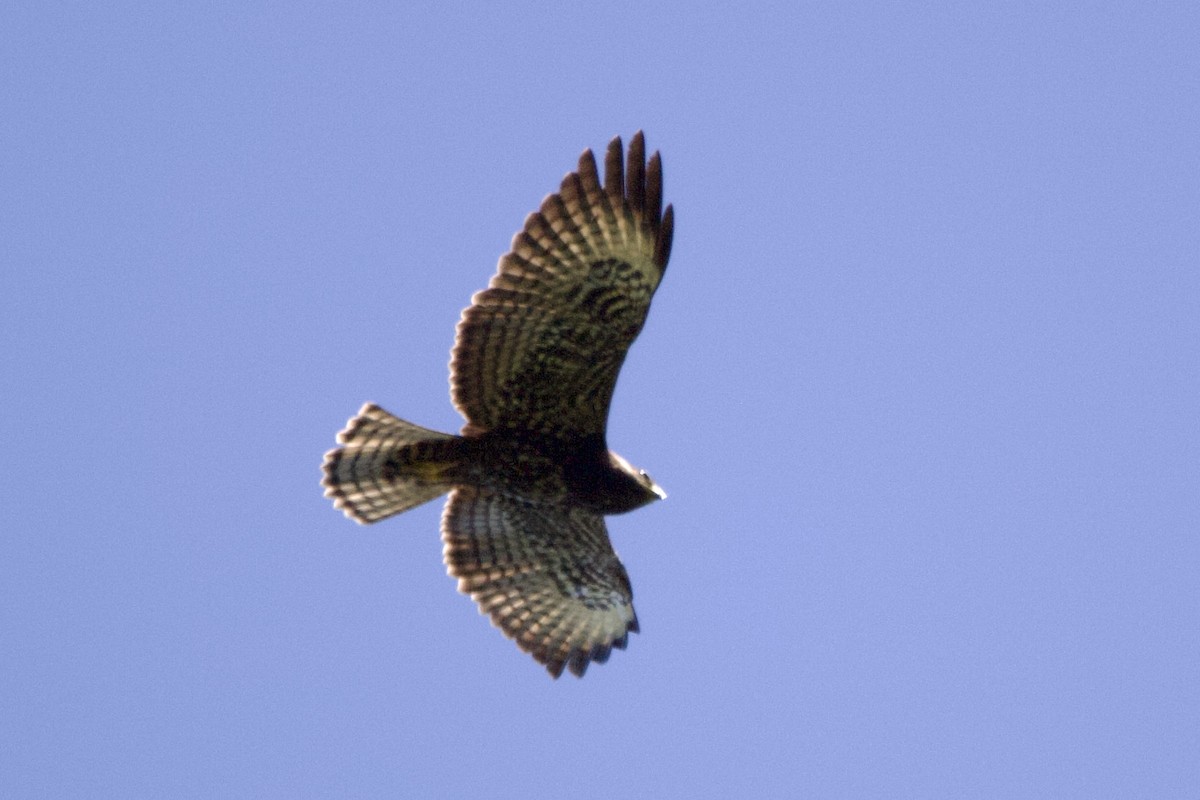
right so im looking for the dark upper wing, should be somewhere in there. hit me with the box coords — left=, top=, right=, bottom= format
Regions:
left=450, top=132, right=674, bottom=439
left=441, top=486, right=639, bottom=678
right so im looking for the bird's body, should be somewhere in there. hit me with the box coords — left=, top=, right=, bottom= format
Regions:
left=323, top=132, right=673, bottom=678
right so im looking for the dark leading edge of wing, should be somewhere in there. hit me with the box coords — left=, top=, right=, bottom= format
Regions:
left=449, top=132, right=674, bottom=440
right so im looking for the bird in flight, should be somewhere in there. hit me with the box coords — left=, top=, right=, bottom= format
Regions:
left=322, top=132, right=674, bottom=678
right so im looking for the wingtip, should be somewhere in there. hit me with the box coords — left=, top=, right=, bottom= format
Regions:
left=604, top=136, right=625, bottom=201
left=577, top=146, right=599, bottom=184
left=567, top=649, right=591, bottom=677
left=655, top=203, right=674, bottom=270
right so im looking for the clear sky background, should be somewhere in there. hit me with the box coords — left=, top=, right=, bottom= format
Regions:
left=4, top=2, right=1198, bottom=797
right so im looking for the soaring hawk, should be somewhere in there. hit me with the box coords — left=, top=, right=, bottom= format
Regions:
left=322, top=132, right=674, bottom=678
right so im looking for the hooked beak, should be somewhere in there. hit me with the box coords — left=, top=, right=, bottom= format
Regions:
left=651, top=483, right=668, bottom=501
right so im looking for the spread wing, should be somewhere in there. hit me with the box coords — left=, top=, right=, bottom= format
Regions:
left=450, top=131, right=674, bottom=439
left=442, top=486, right=639, bottom=678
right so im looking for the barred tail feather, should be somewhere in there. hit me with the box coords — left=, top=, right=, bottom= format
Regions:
left=322, top=403, right=461, bottom=524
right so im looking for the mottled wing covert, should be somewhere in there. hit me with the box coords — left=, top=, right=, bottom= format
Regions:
left=442, top=486, right=639, bottom=678
left=451, top=131, right=674, bottom=439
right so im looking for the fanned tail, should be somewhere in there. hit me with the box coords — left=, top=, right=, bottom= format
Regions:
left=322, top=403, right=463, bottom=524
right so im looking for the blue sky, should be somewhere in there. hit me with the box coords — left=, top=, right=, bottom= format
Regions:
left=4, top=2, right=1198, bottom=797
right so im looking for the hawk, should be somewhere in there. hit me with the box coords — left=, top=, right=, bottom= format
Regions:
left=322, top=132, right=674, bottom=678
